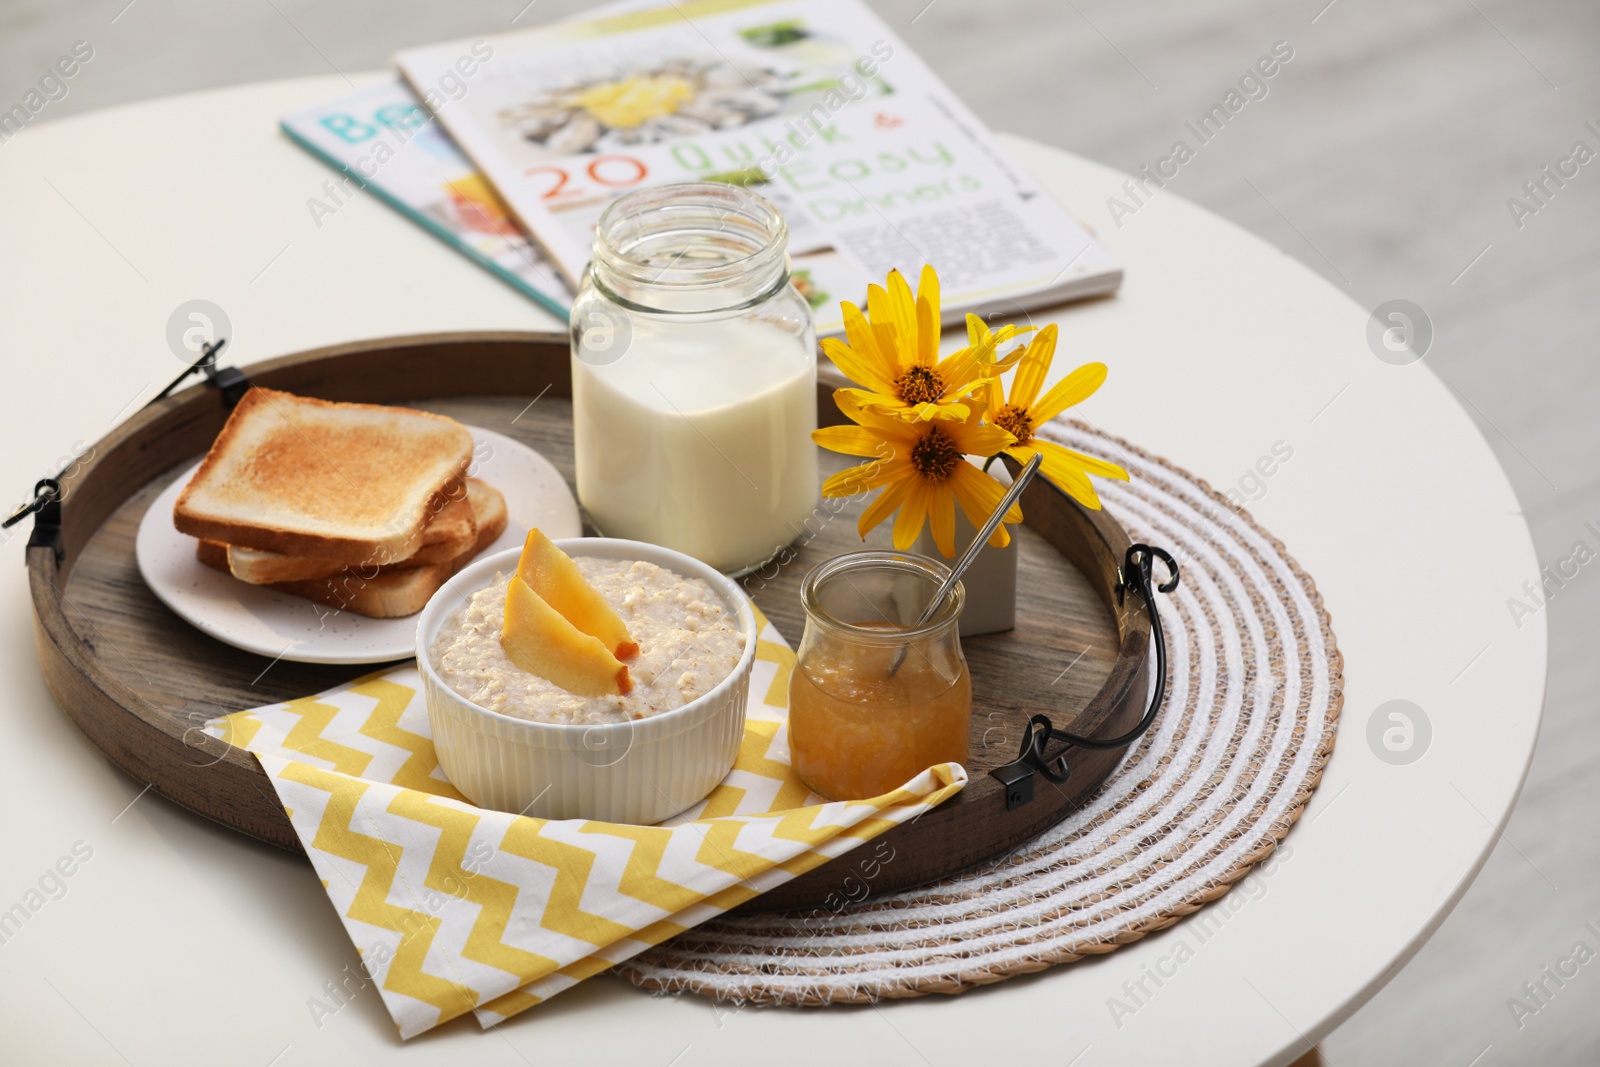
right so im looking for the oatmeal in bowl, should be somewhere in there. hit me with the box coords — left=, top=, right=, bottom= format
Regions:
left=417, top=537, right=757, bottom=825
left=431, top=558, right=744, bottom=727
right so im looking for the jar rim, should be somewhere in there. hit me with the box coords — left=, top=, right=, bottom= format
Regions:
left=591, top=182, right=789, bottom=305
left=799, top=551, right=965, bottom=644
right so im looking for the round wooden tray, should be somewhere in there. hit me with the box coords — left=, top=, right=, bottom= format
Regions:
left=27, top=331, right=1150, bottom=912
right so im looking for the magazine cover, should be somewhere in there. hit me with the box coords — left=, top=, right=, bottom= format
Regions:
left=281, top=79, right=572, bottom=319
left=395, top=0, right=1120, bottom=326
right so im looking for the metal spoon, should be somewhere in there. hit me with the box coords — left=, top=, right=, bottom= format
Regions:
left=888, top=453, right=1043, bottom=677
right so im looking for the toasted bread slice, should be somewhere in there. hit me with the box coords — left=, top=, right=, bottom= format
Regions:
left=223, top=482, right=479, bottom=584
left=196, top=538, right=230, bottom=572
left=404, top=478, right=502, bottom=563
left=273, top=484, right=508, bottom=617
left=173, top=387, right=473, bottom=564
left=403, top=487, right=478, bottom=565
left=278, top=560, right=462, bottom=619
left=462, top=479, right=507, bottom=548
left=197, top=481, right=510, bottom=618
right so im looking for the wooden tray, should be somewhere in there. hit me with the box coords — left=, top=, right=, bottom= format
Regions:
left=27, top=332, right=1150, bottom=912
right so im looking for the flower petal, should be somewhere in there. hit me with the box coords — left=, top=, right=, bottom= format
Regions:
left=945, top=415, right=1015, bottom=458
left=965, top=314, right=1032, bottom=346
left=916, top=294, right=939, bottom=368
left=1031, top=361, right=1108, bottom=423
left=965, top=313, right=988, bottom=349
left=1034, top=437, right=1129, bottom=482
left=1008, top=323, right=1057, bottom=409
left=918, top=264, right=942, bottom=322
left=820, top=337, right=896, bottom=395
left=812, top=424, right=893, bottom=458
left=915, top=265, right=940, bottom=367
left=957, top=375, right=1001, bottom=402
left=950, top=462, right=1022, bottom=548
left=842, top=300, right=888, bottom=371
left=822, top=461, right=876, bottom=498
left=990, top=342, right=1029, bottom=373
left=825, top=456, right=908, bottom=498
left=851, top=391, right=973, bottom=423
left=992, top=323, right=1036, bottom=344
left=982, top=376, right=1006, bottom=421
left=927, top=482, right=956, bottom=558
left=904, top=398, right=972, bottom=423
left=865, top=284, right=903, bottom=369
left=886, top=270, right=923, bottom=366
left=891, top=479, right=932, bottom=549
left=834, top=390, right=922, bottom=440
left=935, top=343, right=988, bottom=392
left=1011, top=443, right=1102, bottom=510
left=857, top=473, right=918, bottom=538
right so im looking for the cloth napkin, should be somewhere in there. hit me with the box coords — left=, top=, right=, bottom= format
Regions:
left=205, top=608, right=966, bottom=1038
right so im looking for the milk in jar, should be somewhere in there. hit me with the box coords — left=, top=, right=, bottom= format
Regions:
left=570, top=184, right=818, bottom=574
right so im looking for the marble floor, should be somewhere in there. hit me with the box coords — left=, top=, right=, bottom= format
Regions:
left=4, top=0, right=1598, bottom=1062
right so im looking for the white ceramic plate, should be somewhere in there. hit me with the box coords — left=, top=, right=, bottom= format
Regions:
left=135, top=426, right=580, bottom=665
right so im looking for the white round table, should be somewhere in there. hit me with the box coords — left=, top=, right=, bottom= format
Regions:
left=0, top=75, right=1544, bottom=1067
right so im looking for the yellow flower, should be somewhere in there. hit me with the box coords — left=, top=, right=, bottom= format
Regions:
left=573, top=75, right=693, bottom=128
left=822, top=266, right=1019, bottom=424
left=813, top=391, right=1021, bottom=557
left=963, top=313, right=1033, bottom=374
left=985, top=324, right=1129, bottom=509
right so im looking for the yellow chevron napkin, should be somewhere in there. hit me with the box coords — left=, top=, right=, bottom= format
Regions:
left=205, top=609, right=965, bottom=1038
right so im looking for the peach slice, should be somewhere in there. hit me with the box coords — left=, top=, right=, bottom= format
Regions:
left=502, top=577, right=632, bottom=698
left=514, top=529, right=638, bottom=660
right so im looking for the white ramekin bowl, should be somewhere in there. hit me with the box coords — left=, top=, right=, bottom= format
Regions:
left=416, top=538, right=757, bottom=825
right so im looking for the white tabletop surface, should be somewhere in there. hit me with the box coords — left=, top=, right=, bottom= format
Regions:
left=0, top=75, right=1545, bottom=1067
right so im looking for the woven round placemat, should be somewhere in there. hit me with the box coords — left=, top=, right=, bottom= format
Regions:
left=617, top=419, right=1343, bottom=1005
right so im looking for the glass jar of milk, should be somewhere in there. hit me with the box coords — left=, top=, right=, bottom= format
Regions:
left=571, top=183, right=819, bottom=575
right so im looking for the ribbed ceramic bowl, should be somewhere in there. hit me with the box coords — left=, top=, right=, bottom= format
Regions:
left=416, top=538, right=757, bottom=825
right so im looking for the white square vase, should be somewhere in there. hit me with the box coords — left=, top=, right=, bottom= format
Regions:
left=911, top=463, right=1018, bottom=637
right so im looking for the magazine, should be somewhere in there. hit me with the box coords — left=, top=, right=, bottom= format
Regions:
left=280, top=79, right=572, bottom=320
left=394, top=0, right=1120, bottom=332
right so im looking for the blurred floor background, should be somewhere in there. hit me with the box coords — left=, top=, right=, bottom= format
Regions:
left=4, top=0, right=1598, bottom=1062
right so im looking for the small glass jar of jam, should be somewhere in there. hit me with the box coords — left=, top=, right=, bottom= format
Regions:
left=788, top=551, right=972, bottom=800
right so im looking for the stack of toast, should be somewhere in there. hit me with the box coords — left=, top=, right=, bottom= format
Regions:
left=174, top=387, right=508, bottom=618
